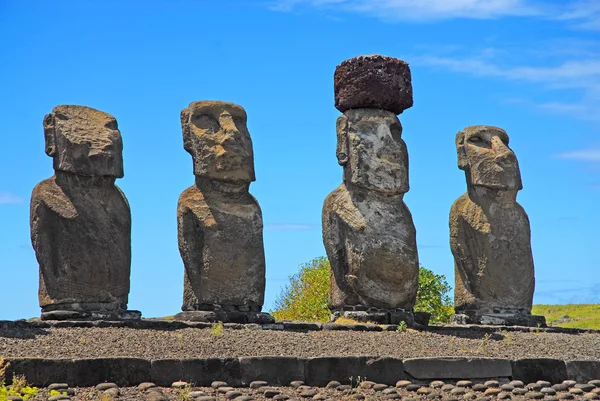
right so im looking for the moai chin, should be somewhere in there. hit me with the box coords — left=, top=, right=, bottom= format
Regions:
left=174, top=100, right=274, bottom=324
left=449, top=125, right=545, bottom=327
left=30, top=105, right=140, bottom=321
left=323, top=55, right=424, bottom=326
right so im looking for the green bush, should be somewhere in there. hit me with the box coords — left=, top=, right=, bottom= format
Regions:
left=271, top=257, right=453, bottom=323
left=414, top=266, right=453, bottom=323
left=271, top=256, right=331, bottom=322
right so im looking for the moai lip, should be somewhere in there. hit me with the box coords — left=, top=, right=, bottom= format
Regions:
left=334, top=54, right=413, bottom=115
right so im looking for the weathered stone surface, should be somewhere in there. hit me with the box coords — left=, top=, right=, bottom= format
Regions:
left=566, top=361, right=600, bottom=383
left=178, top=101, right=267, bottom=315
left=240, top=356, right=305, bottom=386
left=173, top=311, right=274, bottom=324
left=71, top=358, right=150, bottom=386
left=403, top=357, right=512, bottom=380
left=511, top=359, right=567, bottom=384
left=450, top=126, right=542, bottom=325
left=304, top=356, right=405, bottom=386
left=323, top=108, right=419, bottom=313
left=150, top=358, right=241, bottom=387
left=6, top=358, right=73, bottom=387
left=334, top=55, right=413, bottom=114
left=31, top=105, right=137, bottom=319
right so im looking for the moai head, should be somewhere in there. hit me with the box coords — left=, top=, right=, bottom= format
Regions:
left=43, top=105, right=124, bottom=177
left=456, top=125, right=522, bottom=190
left=181, top=101, right=255, bottom=183
left=333, top=55, right=413, bottom=195
left=337, top=109, right=409, bottom=194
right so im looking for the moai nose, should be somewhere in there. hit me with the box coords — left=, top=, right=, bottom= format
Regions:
left=219, top=113, right=239, bottom=132
left=492, top=136, right=515, bottom=163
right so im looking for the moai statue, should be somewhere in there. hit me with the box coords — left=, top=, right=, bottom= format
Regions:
left=450, top=125, right=545, bottom=327
left=30, top=105, right=140, bottom=321
left=322, top=55, right=425, bottom=326
left=174, top=101, right=274, bottom=324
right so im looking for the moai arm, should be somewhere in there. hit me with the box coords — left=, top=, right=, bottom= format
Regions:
left=177, top=203, right=206, bottom=308
left=323, top=187, right=366, bottom=308
left=31, top=197, right=54, bottom=296
left=449, top=196, right=479, bottom=311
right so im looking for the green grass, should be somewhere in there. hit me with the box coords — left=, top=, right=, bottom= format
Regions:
left=532, top=304, right=600, bottom=330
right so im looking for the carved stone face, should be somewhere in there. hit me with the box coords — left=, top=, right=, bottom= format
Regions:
left=337, top=109, right=408, bottom=194
left=181, top=101, right=255, bottom=183
left=44, top=105, right=124, bottom=178
left=456, top=125, right=522, bottom=190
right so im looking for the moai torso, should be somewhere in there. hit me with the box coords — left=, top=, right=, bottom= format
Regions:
left=450, top=126, right=535, bottom=315
left=178, top=179, right=265, bottom=309
left=32, top=175, right=131, bottom=307
left=30, top=105, right=132, bottom=313
left=324, top=184, right=418, bottom=309
left=178, top=101, right=266, bottom=312
left=323, top=55, right=419, bottom=314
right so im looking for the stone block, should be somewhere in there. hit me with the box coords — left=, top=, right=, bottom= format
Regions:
left=150, top=359, right=184, bottom=386
left=71, top=358, right=150, bottom=386
left=363, top=357, right=407, bottom=385
left=566, top=360, right=600, bottom=383
left=240, top=357, right=305, bottom=385
left=7, top=358, right=73, bottom=387
left=511, top=359, right=567, bottom=384
left=151, top=358, right=241, bottom=387
left=305, top=356, right=373, bottom=387
left=403, top=357, right=512, bottom=380
left=280, top=322, right=323, bottom=331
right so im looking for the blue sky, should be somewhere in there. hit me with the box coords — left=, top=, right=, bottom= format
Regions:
left=1, top=0, right=599, bottom=319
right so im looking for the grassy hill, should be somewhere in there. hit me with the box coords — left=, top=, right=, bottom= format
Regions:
left=533, top=304, right=600, bottom=330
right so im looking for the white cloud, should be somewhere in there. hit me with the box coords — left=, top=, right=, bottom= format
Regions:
left=270, top=0, right=600, bottom=30
left=270, top=0, right=542, bottom=20
left=413, top=53, right=600, bottom=121
left=264, top=223, right=319, bottom=231
left=553, top=0, right=600, bottom=31
left=0, top=192, right=24, bottom=205
left=555, top=149, right=600, bottom=161
left=413, top=55, right=600, bottom=90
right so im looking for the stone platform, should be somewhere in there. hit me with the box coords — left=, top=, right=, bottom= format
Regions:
left=41, top=302, right=141, bottom=321
left=331, top=306, right=430, bottom=328
left=174, top=311, right=275, bottom=324
left=3, top=355, right=600, bottom=387
left=452, top=310, right=546, bottom=327
left=41, top=309, right=142, bottom=321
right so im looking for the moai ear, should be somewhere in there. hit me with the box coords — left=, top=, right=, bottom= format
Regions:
left=43, top=113, right=56, bottom=157
left=181, top=108, right=193, bottom=154
left=456, top=130, right=468, bottom=171
left=336, top=114, right=349, bottom=166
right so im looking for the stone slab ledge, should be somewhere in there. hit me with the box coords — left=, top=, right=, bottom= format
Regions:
left=0, top=319, right=596, bottom=335
left=4, top=356, right=600, bottom=387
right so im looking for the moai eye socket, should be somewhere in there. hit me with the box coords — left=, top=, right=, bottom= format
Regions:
left=469, top=136, right=483, bottom=143
left=192, top=114, right=220, bottom=132
left=104, top=119, right=118, bottom=130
